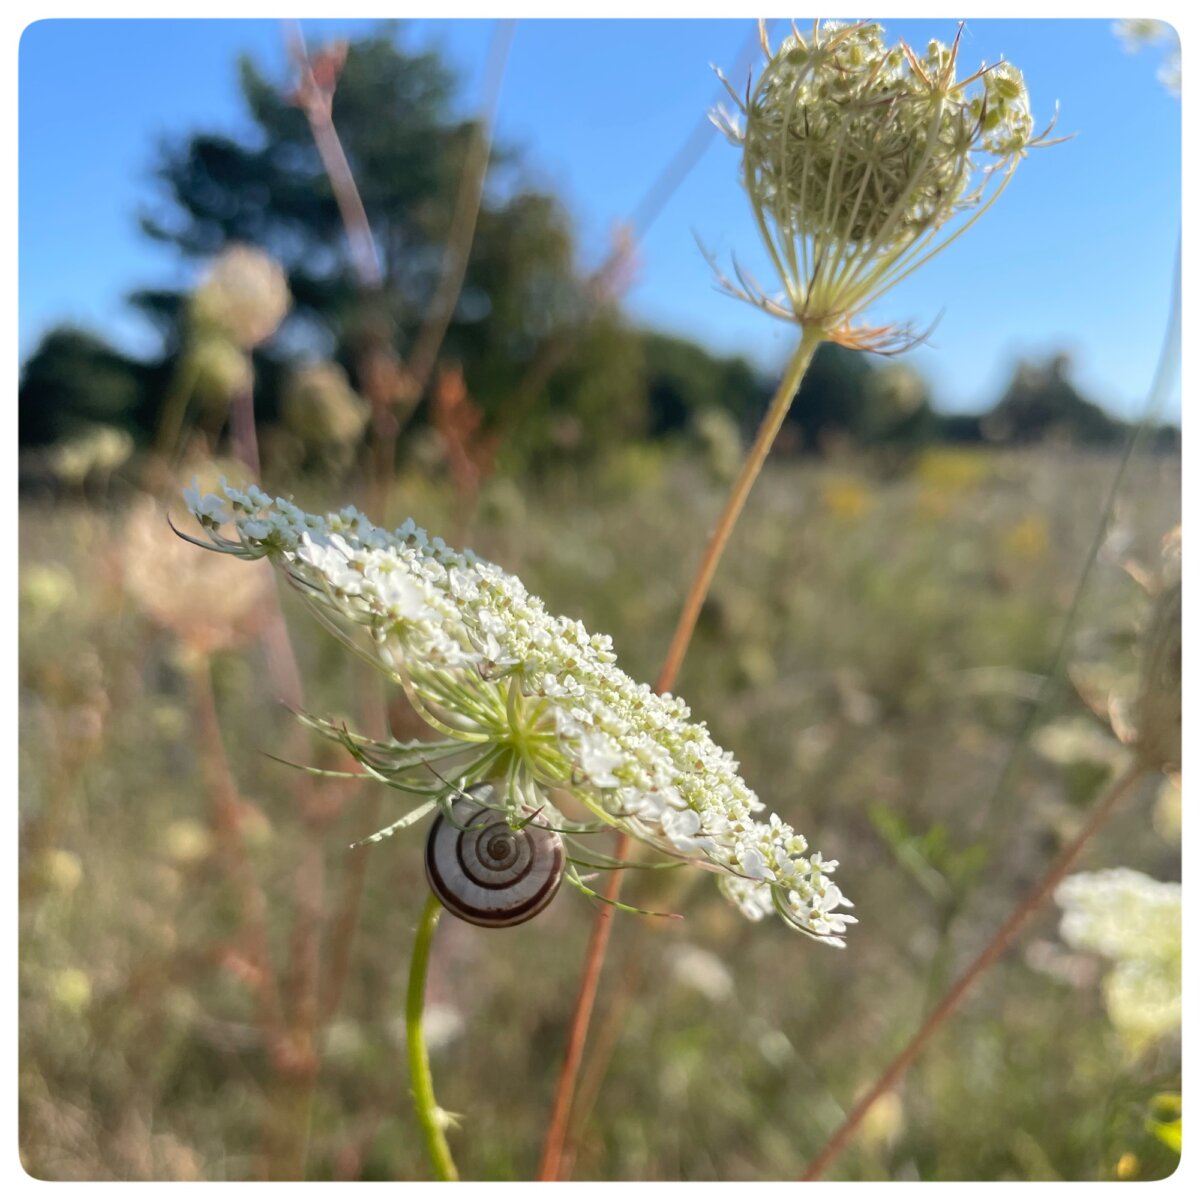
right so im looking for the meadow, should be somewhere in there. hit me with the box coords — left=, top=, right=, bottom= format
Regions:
left=19, top=15, right=1184, bottom=1183
left=18, top=442, right=1181, bottom=1181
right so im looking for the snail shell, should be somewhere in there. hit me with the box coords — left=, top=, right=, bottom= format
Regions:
left=424, top=783, right=566, bottom=928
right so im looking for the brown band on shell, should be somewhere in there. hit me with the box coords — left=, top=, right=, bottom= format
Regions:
left=425, top=786, right=566, bottom=928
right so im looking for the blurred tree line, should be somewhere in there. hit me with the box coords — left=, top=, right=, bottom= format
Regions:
left=18, top=27, right=1178, bottom=480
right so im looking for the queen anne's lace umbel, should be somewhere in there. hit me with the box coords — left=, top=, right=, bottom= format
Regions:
left=710, top=20, right=1060, bottom=350
left=1056, top=868, right=1181, bottom=1044
left=184, top=481, right=855, bottom=945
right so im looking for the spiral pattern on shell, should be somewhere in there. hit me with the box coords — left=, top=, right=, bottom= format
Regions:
left=424, top=783, right=566, bottom=928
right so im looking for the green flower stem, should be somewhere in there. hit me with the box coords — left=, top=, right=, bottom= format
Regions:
left=655, top=323, right=824, bottom=694
left=154, top=352, right=202, bottom=462
left=407, top=891, right=459, bottom=1182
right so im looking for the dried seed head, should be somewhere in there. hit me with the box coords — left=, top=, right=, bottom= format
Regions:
left=125, top=486, right=271, bottom=655
left=712, top=21, right=1060, bottom=346
left=282, top=362, right=370, bottom=448
left=191, top=244, right=291, bottom=349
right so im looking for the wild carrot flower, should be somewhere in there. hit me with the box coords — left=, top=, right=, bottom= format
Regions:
left=181, top=481, right=856, bottom=944
left=1114, top=19, right=1181, bottom=97
left=191, top=244, right=291, bottom=350
left=125, top=493, right=270, bottom=655
left=711, top=20, right=1061, bottom=350
left=1056, top=868, right=1181, bottom=1045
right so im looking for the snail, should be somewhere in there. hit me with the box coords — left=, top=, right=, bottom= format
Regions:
left=424, top=783, right=566, bottom=928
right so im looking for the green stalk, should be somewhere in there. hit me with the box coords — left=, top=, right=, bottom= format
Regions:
left=154, top=352, right=202, bottom=462
left=406, top=892, right=460, bottom=1181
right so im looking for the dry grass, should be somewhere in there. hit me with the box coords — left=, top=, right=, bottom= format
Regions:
left=18, top=445, right=1180, bottom=1180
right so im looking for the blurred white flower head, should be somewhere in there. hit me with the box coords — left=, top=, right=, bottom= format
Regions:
left=1114, top=20, right=1181, bottom=96
left=1056, top=868, right=1181, bottom=1045
left=182, top=481, right=856, bottom=945
left=191, top=244, right=291, bottom=349
left=125, top=494, right=271, bottom=655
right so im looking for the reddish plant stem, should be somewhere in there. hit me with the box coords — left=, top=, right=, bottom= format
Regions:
left=539, top=327, right=824, bottom=1180
left=285, top=26, right=382, bottom=293
left=286, top=22, right=513, bottom=1029
left=288, top=20, right=511, bottom=521
left=189, top=659, right=287, bottom=1052
left=319, top=781, right=383, bottom=1023
left=558, top=940, right=648, bottom=1177
left=228, top=384, right=262, bottom=480
left=536, top=854, right=624, bottom=1181
left=801, top=761, right=1147, bottom=1181
left=228, top=333, right=346, bottom=1178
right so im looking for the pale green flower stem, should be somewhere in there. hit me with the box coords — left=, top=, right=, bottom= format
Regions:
left=153, top=352, right=202, bottom=463
left=407, top=891, right=460, bottom=1181
left=538, top=323, right=825, bottom=1182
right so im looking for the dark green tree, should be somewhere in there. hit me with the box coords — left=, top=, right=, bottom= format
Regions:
left=635, top=332, right=768, bottom=437
left=981, top=353, right=1124, bottom=446
left=19, top=326, right=149, bottom=447
left=135, top=26, right=593, bottom=440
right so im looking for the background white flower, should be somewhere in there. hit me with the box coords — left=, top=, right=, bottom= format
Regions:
left=1056, top=868, right=1180, bottom=1045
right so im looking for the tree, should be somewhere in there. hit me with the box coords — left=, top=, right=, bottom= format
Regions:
left=19, top=326, right=149, bottom=447
left=635, top=332, right=768, bottom=438
left=981, top=353, right=1124, bottom=446
left=135, top=26, right=590, bottom=434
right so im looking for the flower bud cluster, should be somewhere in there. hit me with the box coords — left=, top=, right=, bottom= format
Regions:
left=184, top=481, right=855, bottom=944
left=191, top=244, right=291, bottom=350
left=712, top=20, right=1057, bottom=346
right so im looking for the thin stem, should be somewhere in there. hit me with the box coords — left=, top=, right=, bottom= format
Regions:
left=153, top=352, right=202, bottom=466
left=538, top=326, right=825, bottom=1181
left=189, top=658, right=286, bottom=1048
left=406, top=892, right=460, bottom=1182
left=285, top=24, right=381, bottom=291
left=405, top=19, right=515, bottom=394
left=536, top=859, right=621, bottom=1181
left=800, top=761, right=1148, bottom=1181
left=656, top=325, right=823, bottom=693
left=228, top=383, right=262, bottom=478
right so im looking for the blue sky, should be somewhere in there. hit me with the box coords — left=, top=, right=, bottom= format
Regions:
left=19, top=17, right=1181, bottom=417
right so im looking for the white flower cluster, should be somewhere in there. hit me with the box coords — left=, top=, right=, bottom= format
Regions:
left=184, top=481, right=855, bottom=944
left=1056, top=868, right=1181, bottom=1044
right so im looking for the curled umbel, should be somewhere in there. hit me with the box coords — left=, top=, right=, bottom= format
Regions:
left=425, top=783, right=566, bottom=928
left=710, top=20, right=1061, bottom=349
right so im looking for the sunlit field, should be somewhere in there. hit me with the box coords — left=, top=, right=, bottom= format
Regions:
left=19, top=445, right=1180, bottom=1180
left=19, top=16, right=1181, bottom=1184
